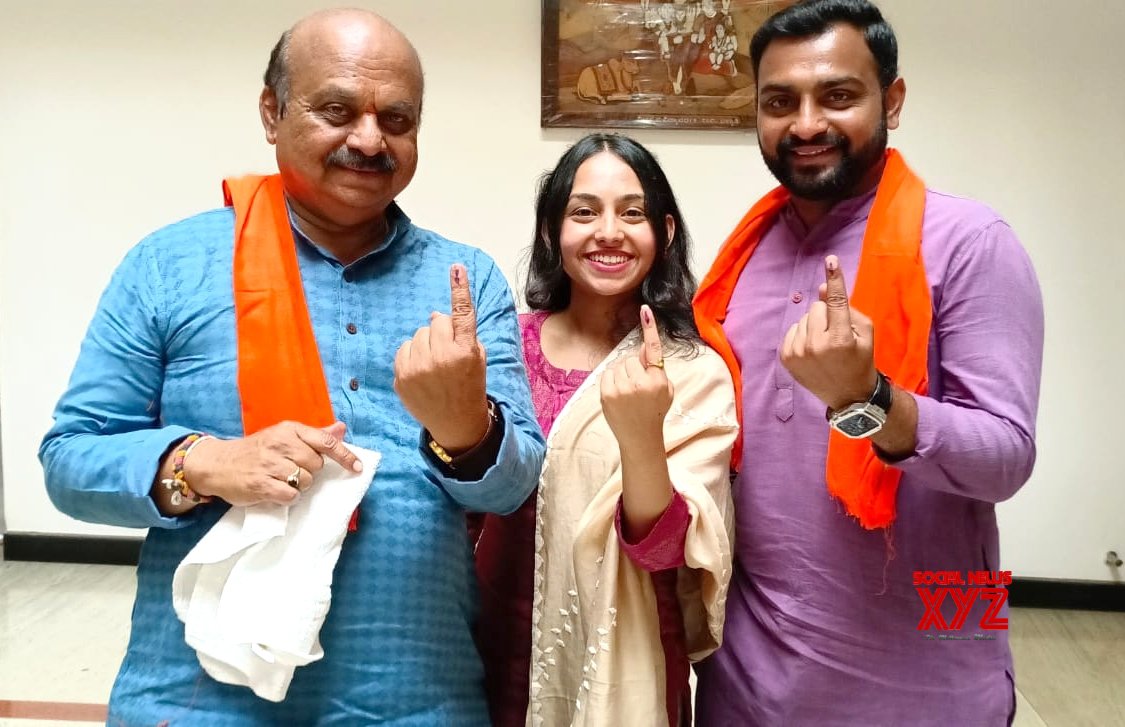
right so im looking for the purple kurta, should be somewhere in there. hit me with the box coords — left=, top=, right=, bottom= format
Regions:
left=695, top=187, right=1044, bottom=726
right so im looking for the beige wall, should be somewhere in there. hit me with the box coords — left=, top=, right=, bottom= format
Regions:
left=1, top=1, right=1121, bottom=581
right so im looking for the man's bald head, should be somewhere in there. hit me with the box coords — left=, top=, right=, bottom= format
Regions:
left=263, top=9, right=423, bottom=117
left=258, top=8, right=425, bottom=243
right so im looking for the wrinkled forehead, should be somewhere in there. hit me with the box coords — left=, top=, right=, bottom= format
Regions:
left=288, top=20, right=423, bottom=103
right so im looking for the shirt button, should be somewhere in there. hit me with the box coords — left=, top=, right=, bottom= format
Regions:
left=343, top=270, right=356, bottom=283
left=348, top=378, right=360, bottom=391
left=346, top=323, right=358, bottom=335
left=791, top=292, right=804, bottom=303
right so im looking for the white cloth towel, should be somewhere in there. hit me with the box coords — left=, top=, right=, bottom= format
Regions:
left=172, top=445, right=380, bottom=702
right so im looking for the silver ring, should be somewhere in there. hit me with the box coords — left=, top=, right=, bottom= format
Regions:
left=286, top=466, right=302, bottom=490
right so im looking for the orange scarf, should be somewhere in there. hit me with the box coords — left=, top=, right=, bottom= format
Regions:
left=223, top=174, right=335, bottom=433
left=693, top=150, right=931, bottom=529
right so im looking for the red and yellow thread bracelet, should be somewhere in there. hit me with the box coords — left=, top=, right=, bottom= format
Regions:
left=161, top=433, right=214, bottom=506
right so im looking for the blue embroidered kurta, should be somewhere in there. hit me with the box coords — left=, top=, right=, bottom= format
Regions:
left=40, top=204, right=545, bottom=725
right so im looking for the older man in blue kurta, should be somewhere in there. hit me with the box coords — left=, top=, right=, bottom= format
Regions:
left=39, top=9, right=544, bottom=725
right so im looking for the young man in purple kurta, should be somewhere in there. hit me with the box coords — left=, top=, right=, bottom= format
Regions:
left=693, top=1, right=1044, bottom=725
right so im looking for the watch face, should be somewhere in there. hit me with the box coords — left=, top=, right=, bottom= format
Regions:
left=834, top=411, right=882, bottom=438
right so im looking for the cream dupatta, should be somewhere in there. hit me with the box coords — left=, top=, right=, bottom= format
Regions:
left=527, top=330, right=738, bottom=727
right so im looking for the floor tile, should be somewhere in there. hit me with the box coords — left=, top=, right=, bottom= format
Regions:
left=1009, top=607, right=1125, bottom=726
left=0, top=559, right=134, bottom=705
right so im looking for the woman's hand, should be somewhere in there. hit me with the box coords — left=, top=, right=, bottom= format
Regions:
left=600, top=305, right=674, bottom=448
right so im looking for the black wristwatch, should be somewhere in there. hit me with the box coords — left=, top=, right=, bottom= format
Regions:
left=826, top=371, right=893, bottom=439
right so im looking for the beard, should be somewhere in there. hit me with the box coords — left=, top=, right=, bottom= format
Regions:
left=760, top=118, right=888, bottom=202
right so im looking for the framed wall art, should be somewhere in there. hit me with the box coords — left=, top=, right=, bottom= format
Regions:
left=542, top=0, right=794, bottom=130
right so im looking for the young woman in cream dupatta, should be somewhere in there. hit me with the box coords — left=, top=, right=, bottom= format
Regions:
left=472, top=134, right=737, bottom=727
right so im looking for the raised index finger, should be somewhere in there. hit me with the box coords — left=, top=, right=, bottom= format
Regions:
left=449, top=264, right=478, bottom=344
left=823, top=255, right=853, bottom=334
left=640, top=305, right=664, bottom=368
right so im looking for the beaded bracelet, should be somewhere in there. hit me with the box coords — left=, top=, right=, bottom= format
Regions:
left=161, top=433, right=214, bottom=507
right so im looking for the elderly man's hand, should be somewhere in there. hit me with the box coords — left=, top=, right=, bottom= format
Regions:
left=393, top=264, right=490, bottom=455
left=181, top=421, right=362, bottom=507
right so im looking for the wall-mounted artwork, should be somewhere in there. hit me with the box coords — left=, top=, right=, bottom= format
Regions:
left=542, top=0, right=793, bottom=130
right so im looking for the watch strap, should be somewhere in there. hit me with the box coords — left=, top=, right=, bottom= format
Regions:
left=870, top=370, right=893, bottom=414
left=425, top=398, right=500, bottom=473
left=825, top=370, right=893, bottom=421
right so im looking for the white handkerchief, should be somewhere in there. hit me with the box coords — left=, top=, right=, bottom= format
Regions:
left=172, top=444, right=380, bottom=702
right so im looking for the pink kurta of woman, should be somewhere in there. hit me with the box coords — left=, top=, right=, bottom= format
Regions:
left=473, top=312, right=694, bottom=726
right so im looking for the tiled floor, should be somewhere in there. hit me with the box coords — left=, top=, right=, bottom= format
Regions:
left=1007, top=607, right=1125, bottom=726
left=1, top=550, right=1122, bottom=726
left=0, top=555, right=132, bottom=726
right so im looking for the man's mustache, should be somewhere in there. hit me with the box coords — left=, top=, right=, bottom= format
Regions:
left=327, top=147, right=397, bottom=173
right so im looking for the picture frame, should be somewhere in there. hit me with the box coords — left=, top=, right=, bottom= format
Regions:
left=541, top=0, right=793, bottom=131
